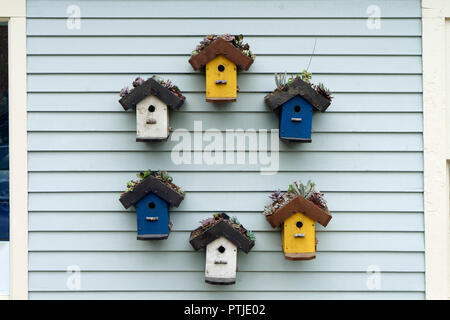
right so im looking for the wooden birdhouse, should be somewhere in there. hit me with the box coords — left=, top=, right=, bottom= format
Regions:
left=190, top=213, right=255, bottom=284
left=266, top=195, right=332, bottom=260
left=189, top=37, right=254, bottom=102
left=119, top=77, right=185, bottom=141
left=265, top=77, right=332, bottom=142
left=119, top=171, right=185, bottom=240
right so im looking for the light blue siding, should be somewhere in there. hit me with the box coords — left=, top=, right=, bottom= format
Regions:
left=26, top=0, right=424, bottom=299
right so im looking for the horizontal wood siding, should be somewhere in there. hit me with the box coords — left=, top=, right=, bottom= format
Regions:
left=26, top=0, right=424, bottom=299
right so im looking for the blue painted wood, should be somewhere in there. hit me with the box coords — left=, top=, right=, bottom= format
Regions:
left=26, top=0, right=424, bottom=299
left=135, top=193, right=169, bottom=239
left=279, top=96, right=314, bottom=141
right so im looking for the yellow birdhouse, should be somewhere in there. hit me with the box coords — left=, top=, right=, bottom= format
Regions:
left=266, top=195, right=332, bottom=260
left=188, top=37, right=254, bottom=103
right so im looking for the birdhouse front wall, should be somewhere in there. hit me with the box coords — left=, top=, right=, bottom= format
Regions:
left=135, top=193, right=170, bottom=239
left=279, top=95, right=314, bottom=141
left=282, top=212, right=316, bottom=258
left=136, top=95, right=169, bottom=141
left=205, top=55, right=237, bottom=102
left=205, top=236, right=237, bottom=284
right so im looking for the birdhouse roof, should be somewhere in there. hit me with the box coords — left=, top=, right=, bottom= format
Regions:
left=266, top=195, right=332, bottom=228
left=119, top=77, right=185, bottom=111
left=188, top=38, right=254, bottom=71
left=264, top=77, right=331, bottom=112
left=190, top=220, right=255, bottom=253
left=119, top=174, right=184, bottom=209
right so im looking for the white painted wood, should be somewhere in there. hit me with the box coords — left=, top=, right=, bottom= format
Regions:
left=0, top=242, right=9, bottom=295
left=135, top=95, right=168, bottom=140
left=8, top=10, right=28, bottom=300
left=422, top=0, right=450, bottom=300
left=205, top=237, right=237, bottom=284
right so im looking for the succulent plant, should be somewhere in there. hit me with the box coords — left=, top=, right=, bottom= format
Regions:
left=137, top=169, right=152, bottom=180
left=246, top=230, right=256, bottom=241
left=221, top=33, right=234, bottom=42
left=123, top=169, right=183, bottom=196
left=309, top=190, right=327, bottom=208
left=301, top=69, right=312, bottom=84
left=231, top=216, right=241, bottom=226
left=274, top=72, right=288, bottom=88
left=263, top=180, right=327, bottom=216
left=159, top=170, right=173, bottom=183
left=263, top=206, right=273, bottom=216
left=269, top=189, right=282, bottom=202
left=132, top=77, right=145, bottom=88
left=315, top=82, right=333, bottom=101
left=200, top=217, right=215, bottom=227
left=119, top=86, right=130, bottom=97
left=191, top=33, right=255, bottom=61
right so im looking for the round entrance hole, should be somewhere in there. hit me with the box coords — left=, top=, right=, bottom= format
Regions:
left=218, top=245, right=226, bottom=253
left=218, top=65, right=225, bottom=72
left=148, top=202, right=156, bottom=209
left=148, top=105, right=156, bottom=112
left=294, top=105, right=301, bottom=113
left=296, top=221, right=303, bottom=228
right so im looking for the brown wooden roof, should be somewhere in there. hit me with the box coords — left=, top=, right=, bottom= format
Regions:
left=188, top=38, right=254, bottom=70
left=266, top=195, right=332, bottom=228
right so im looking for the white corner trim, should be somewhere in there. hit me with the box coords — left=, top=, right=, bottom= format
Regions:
left=4, top=0, right=28, bottom=300
left=422, top=0, right=450, bottom=300
left=0, top=0, right=25, bottom=18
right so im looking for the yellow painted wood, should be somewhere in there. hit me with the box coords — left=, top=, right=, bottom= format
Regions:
left=282, top=212, right=316, bottom=254
left=205, top=55, right=237, bottom=101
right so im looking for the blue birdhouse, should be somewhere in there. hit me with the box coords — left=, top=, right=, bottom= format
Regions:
left=119, top=171, right=185, bottom=240
left=264, top=77, right=332, bottom=142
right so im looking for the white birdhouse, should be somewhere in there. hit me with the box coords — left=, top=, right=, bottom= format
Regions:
left=119, top=77, right=185, bottom=141
left=136, top=95, right=169, bottom=140
left=189, top=214, right=255, bottom=285
left=205, top=236, right=238, bottom=284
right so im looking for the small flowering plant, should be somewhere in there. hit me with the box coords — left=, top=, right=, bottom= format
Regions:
left=263, top=180, right=327, bottom=217
left=190, top=33, right=255, bottom=61
left=120, top=76, right=185, bottom=100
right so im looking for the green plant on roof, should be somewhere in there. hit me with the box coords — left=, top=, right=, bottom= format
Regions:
left=300, top=69, right=312, bottom=84
left=246, top=230, right=256, bottom=241
left=263, top=180, right=327, bottom=217
left=123, top=169, right=184, bottom=195
left=159, top=170, right=173, bottom=183
left=230, top=216, right=241, bottom=226
left=137, top=169, right=152, bottom=180
left=274, top=72, right=288, bottom=88
left=191, top=33, right=255, bottom=60
left=272, top=68, right=332, bottom=101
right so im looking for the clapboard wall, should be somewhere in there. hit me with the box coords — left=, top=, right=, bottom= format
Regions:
left=26, top=0, right=425, bottom=299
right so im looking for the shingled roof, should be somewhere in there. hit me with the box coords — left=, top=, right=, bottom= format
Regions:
left=190, top=220, right=255, bottom=253
left=188, top=38, right=254, bottom=71
left=264, top=77, right=331, bottom=112
left=266, top=195, right=332, bottom=228
left=119, top=174, right=184, bottom=209
left=119, top=77, right=185, bottom=111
